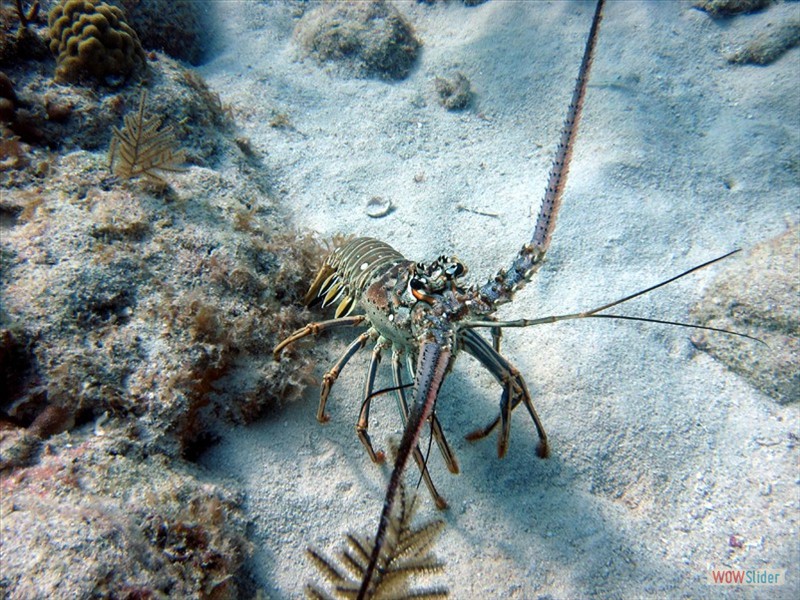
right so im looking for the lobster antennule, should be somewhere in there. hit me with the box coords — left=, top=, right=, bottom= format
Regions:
left=358, top=340, right=452, bottom=600
left=465, top=249, right=763, bottom=347
left=479, top=0, right=606, bottom=309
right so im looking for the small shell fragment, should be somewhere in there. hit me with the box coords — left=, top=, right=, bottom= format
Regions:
left=365, top=196, right=393, bottom=218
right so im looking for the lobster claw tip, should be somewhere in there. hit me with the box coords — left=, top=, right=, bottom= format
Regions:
left=497, top=438, right=508, bottom=459
left=536, top=440, right=550, bottom=459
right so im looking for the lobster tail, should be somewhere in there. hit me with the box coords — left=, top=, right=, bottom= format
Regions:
left=304, top=237, right=406, bottom=317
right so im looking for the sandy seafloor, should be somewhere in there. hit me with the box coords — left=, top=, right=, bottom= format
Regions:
left=196, top=1, right=799, bottom=598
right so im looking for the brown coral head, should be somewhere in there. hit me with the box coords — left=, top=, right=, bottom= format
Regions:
left=47, top=0, right=146, bottom=85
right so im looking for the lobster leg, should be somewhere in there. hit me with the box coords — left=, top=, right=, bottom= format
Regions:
left=356, top=344, right=448, bottom=511
left=272, top=315, right=367, bottom=360
left=317, top=329, right=375, bottom=423
left=394, top=349, right=459, bottom=475
left=356, top=339, right=390, bottom=464
left=491, top=325, right=502, bottom=352
left=461, top=329, right=549, bottom=459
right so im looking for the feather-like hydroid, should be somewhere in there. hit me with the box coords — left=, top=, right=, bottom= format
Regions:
left=108, top=89, right=186, bottom=185
left=306, top=483, right=448, bottom=599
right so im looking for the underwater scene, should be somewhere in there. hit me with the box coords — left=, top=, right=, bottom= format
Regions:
left=1, top=1, right=798, bottom=598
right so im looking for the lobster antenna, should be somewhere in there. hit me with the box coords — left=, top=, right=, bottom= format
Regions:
left=531, top=0, right=605, bottom=253
left=560, top=249, right=740, bottom=317
left=578, top=313, right=764, bottom=345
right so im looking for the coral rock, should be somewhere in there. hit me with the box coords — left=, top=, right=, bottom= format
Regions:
left=694, top=0, right=773, bottom=17
left=435, top=72, right=473, bottom=111
left=691, top=227, right=800, bottom=404
left=728, top=14, right=800, bottom=65
left=294, top=0, right=421, bottom=80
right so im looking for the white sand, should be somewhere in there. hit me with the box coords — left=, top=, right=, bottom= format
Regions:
left=198, top=1, right=799, bottom=598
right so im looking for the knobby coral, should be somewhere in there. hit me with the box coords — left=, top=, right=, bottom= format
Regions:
left=47, top=0, right=145, bottom=84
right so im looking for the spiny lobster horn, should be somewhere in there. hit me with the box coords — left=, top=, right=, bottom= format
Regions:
left=358, top=340, right=453, bottom=600
left=479, top=0, right=605, bottom=310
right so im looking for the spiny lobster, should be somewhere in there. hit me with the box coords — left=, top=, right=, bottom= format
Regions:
left=274, top=1, right=750, bottom=596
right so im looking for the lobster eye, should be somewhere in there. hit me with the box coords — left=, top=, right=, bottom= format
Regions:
left=409, top=276, right=435, bottom=303
left=409, top=277, right=426, bottom=291
left=445, top=261, right=465, bottom=278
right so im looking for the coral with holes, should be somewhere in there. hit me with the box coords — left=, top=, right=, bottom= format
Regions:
left=0, top=99, right=321, bottom=595
left=47, top=0, right=145, bottom=84
left=0, top=141, right=322, bottom=460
